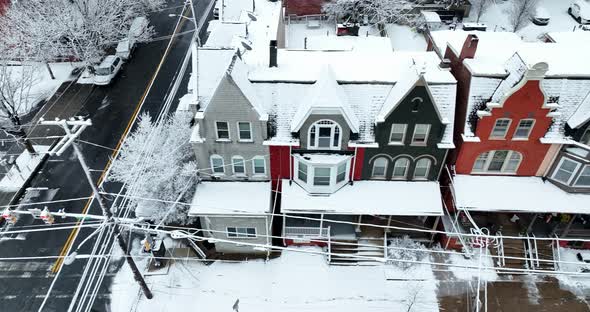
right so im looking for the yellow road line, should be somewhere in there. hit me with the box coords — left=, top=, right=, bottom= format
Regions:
left=51, top=6, right=191, bottom=274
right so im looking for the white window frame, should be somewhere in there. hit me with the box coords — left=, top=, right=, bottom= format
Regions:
left=581, top=128, right=590, bottom=145
left=252, top=156, right=266, bottom=176
left=512, top=119, right=535, bottom=140
left=552, top=157, right=581, bottom=185
left=210, top=155, right=225, bottom=175
left=226, top=227, right=257, bottom=238
left=389, top=124, right=407, bottom=145
left=215, top=121, right=230, bottom=141
left=490, top=118, right=511, bottom=139
left=294, top=156, right=350, bottom=194
left=392, top=158, right=410, bottom=179
left=574, top=165, right=590, bottom=188
left=411, top=124, right=430, bottom=146
left=231, top=156, right=246, bottom=176
left=471, top=150, right=522, bottom=174
left=308, top=120, right=342, bottom=150
left=413, top=158, right=432, bottom=180
left=237, top=121, right=253, bottom=142
left=371, top=157, right=388, bottom=178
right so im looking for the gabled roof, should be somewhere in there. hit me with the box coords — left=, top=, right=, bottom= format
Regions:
left=290, top=66, right=360, bottom=133
left=195, top=48, right=237, bottom=110
left=228, top=59, right=267, bottom=120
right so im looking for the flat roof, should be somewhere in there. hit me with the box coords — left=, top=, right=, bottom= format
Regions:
left=453, top=175, right=590, bottom=214
left=281, top=180, right=443, bottom=216
left=188, top=182, right=271, bottom=215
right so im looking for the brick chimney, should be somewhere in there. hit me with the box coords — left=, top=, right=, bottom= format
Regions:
left=269, top=40, right=278, bottom=68
left=459, top=34, right=479, bottom=60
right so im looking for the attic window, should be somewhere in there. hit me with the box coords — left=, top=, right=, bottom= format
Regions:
left=411, top=97, right=423, bottom=112
left=308, top=119, right=341, bottom=150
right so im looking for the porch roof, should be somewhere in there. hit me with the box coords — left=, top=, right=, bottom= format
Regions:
left=453, top=175, right=590, bottom=214
left=188, top=182, right=271, bottom=215
left=281, top=180, right=443, bottom=216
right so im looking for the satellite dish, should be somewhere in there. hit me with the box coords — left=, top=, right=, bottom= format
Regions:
left=240, top=40, right=252, bottom=51
left=247, top=12, right=257, bottom=21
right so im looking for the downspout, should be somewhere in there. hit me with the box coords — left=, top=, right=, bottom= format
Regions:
left=264, top=215, right=270, bottom=259
left=350, top=146, right=358, bottom=185
left=289, top=145, right=293, bottom=181
left=437, top=149, right=449, bottom=180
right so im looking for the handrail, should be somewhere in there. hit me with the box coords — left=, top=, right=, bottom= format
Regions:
left=532, top=234, right=540, bottom=268
left=497, top=232, right=505, bottom=267
left=525, top=236, right=534, bottom=270
left=327, top=226, right=332, bottom=263
left=383, top=230, right=388, bottom=263
left=554, top=234, right=562, bottom=271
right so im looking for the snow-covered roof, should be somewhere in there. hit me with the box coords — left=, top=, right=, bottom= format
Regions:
left=281, top=180, right=443, bottom=215
left=376, top=69, right=421, bottom=122
left=290, top=66, right=360, bottom=133
left=453, top=175, right=590, bottom=214
left=305, top=36, right=393, bottom=52
left=229, top=59, right=267, bottom=120
left=196, top=48, right=236, bottom=110
left=542, top=78, right=590, bottom=140
left=567, top=91, right=590, bottom=129
left=238, top=0, right=282, bottom=66
left=421, top=11, right=442, bottom=23
left=204, top=21, right=247, bottom=48
left=517, top=43, right=590, bottom=78
left=188, top=182, right=271, bottom=215
left=546, top=31, right=590, bottom=45
left=219, top=0, right=253, bottom=22
left=249, top=50, right=456, bottom=84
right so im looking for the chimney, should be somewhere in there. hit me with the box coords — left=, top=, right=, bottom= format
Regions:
left=269, top=40, right=278, bottom=68
left=459, top=34, right=479, bottom=60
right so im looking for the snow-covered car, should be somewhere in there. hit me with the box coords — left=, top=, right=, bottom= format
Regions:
left=213, top=0, right=220, bottom=19
left=569, top=0, right=590, bottom=24
left=532, top=6, right=550, bottom=25
left=93, top=55, right=123, bottom=86
left=115, top=16, right=149, bottom=60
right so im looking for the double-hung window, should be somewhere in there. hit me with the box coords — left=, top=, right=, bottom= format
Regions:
left=513, top=119, right=534, bottom=139
left=490, top=119, right=511, bottom=139
left=471, top=150, right=521, bottom=174
left=372, top=157, right=388, bottom=178
left=389, top=124, right=407, bottom=145
left=414, top=158, right=431, bottom=179
left=216, top=121, right=230, bottom=140
left=211, top=155, right=225, bottom=174
left=336, top=163, right=347, bottom=183
left=411, top=124, right=430, bottom=145
left=252, top=157, right=266, bottom=175
left=313, top=167, right=331, bottom=186
left=237, top=122, right=252, bottom=141
left=552, top=158, right=580, bottom=184
left=227, top=227, right=256, bottom=238
left=298, top=162, right=308, bottom=182
left=574, top=166, right=590, bottom=187
left=232, top=156, right=245, bottom=175
left=392, top=158, right=410, bottom=178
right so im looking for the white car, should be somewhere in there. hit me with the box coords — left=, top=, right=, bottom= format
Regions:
left=115, top=16, right=149, bottom=60
left=569, top=0, right=590, bottom=24
left=532, top=6, right=550, bottom=25
left=93, top=55, right=123, bottom=86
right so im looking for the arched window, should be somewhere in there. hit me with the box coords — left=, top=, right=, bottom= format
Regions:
left=232, top=156, right=246, bottom=175
left=392, top=158, right=410, bottom=178
left=414, top=158, right=432, bottom=179
left=472, top=150, right=522, bottom=174
left=210, top=155, right=225, bottom=174
left=411, top=97, right=423, bottom=112
left=372, top=157, right=388, bottom=178
left=308, top=120, right=342, bottom=150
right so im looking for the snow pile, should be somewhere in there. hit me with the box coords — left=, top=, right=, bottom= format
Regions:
left=110, top=246, right=440, bottom=312
left=385, top=24, right=427, bottom=51
left=447, top=248, right=498, bottom=281
left=556, top=247, right=590, bottom=289
left=387, top=236, right=427, bottom=270
left=0, top=145, right=50, bottom=192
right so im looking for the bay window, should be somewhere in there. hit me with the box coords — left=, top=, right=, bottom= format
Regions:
left=294, top=154, right=350, bottom=194
left=552, top=158, right=580, bottom=184
left=574, top=166, right=590, bottom=187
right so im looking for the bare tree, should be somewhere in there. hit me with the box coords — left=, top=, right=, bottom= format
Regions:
left=404, top=283, right=424, bottom=312
left=507, top=0, right=538, bottom=32
left=471, top=0, right=492, bottom=23
left=0, top=62, right=42, bottom=153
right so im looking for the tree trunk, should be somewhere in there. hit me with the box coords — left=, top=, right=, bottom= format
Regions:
left=9, top=114, right=36, bottom=154
left=45, top=62, right=56, bottom=80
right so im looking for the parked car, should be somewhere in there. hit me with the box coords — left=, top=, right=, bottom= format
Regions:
left=462, top=22, right=487, bottom=31
left=93, top=55, right=123, bottom=86
left=532, top=6, right=550, bottom=25
left=569, top=0, right=590, bottom=24
left=115, top=16, right=149, bottom=60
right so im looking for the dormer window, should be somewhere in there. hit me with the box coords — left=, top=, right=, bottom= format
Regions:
left=308, top=120, right=341, bottom=150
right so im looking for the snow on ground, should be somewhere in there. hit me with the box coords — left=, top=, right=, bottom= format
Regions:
left=2, top=63, right=76, bottom=115
left=0, top=145, right=50, bottom=192
left=111, top=246, right=440, bottom=312
left=555, top=247, right=590, bottom=302
left=447, top=248, right=498, bottom=281
left=385, top=24, right=427, bottom=51
left=465, top=0, right=580, bottom=41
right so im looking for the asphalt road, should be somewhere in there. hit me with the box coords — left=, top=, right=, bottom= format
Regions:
left=0, top=0, right=214, bottom=311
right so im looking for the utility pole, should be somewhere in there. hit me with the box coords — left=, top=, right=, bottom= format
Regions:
left=40, top=117, right=153, bottom=300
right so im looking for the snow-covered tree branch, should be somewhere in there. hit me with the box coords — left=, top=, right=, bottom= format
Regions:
left=108, top=111, right=197, bottom=225
left=507, top=0, right=538, bottom=32
left=471, top=0, right=491, bottom=23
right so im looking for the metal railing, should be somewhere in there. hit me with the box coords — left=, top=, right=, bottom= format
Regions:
left=532, top=234, right=540, bottom=269
left=327, top=227, right=332, bottom=263
left=496, top=232, right=506, bottom=267
left=284, top=226, right=329, bottom=239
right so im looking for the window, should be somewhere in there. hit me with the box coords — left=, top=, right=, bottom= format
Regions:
left=582, top=128, right=590, bottom=145
left=414, top=158, right=432, bottom=179
left=237, top=122, right=252, bottom=141
left=411, top=124, right=430, bottom=145
left=313, top=167, right=331, bottom=186
left=252, top=157, right=266, bottom=175
left=490, top=119, right=511, bottom=139
left=392, top=158, right=410, bottom=178
left=216, top=121, right=230, bottom=140
left=298, top=161, right=308, bottom=182
left=232, top=156, right=245, bottom=175
left=411, top=97, right=423, bottom=112
left=308, top=120, right=341, bottom=150
left=227, top=227, right=256, bottom=238
left=513, top=119, right=534, bottom=139
left=552, top=158, right=580, bottom=184
left=210, top=155, right=224, bottom=174
left=574, top=166, right=590, bottom=187
left=336, top=163, right=347, bottom=183
left=389, top=124, right=407, bottom=145
left=471, top=150, right=522, bottom=173
left=372, top=157, right=388, bottom=178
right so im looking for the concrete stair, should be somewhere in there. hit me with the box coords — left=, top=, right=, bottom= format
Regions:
left=328, top=238, right=384, bottom=266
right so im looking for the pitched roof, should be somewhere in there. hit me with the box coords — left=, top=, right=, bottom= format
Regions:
left=567, top=91, right=590, bottom=129
left=195, top=48, right=237, bottom=110
left=290, top=66, right=360, bottom=132
left=376, top=69, right=421, bottom=123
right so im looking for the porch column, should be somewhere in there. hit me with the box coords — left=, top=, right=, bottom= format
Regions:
left=356, top=215, right=362, bottom=233
left=430, top=216, right=441, bottom=245
left=386, top=216, right=392, bottom=233
left=526, top=213, right=539, bottom=234
left=561, top=214, right=578, bottom=238
left=319, top=213, right=324, bottom=236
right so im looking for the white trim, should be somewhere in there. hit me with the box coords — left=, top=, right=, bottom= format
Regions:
left=489, top=118, right=512, bottom=140
left=251, top=156, right=267, bottom=176
left=411, top=124, right=430, bottom=146
left=231, top=155, right=246, bottom=176
left=226, top=226, right=257, bottom=239
left=210, top=154, right=225, bottom=175
left=371, top=157, right=388, bottom=178
left=551, top=157, right=582, bottom=185
left=573, top=165, right=590, bottom=188
left=293, top=155, right=351, bottom=194
left=307, top=119, right=342, bottom=150
left=389, top=123, right=407, bottom=145
left=215, top=121, right=230, bottom=140
left=512, top=118, right=535, bottom=140
left=413, top=158, right=432, bottom=180
left=392, top=157, right=410, bottom=179
left=471, top=150, right=522, bottom=174
left=237, top=121, right=253, bottom=142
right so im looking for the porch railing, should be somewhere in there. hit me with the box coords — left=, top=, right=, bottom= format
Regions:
left=284, top=226, right=329, bottom=239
